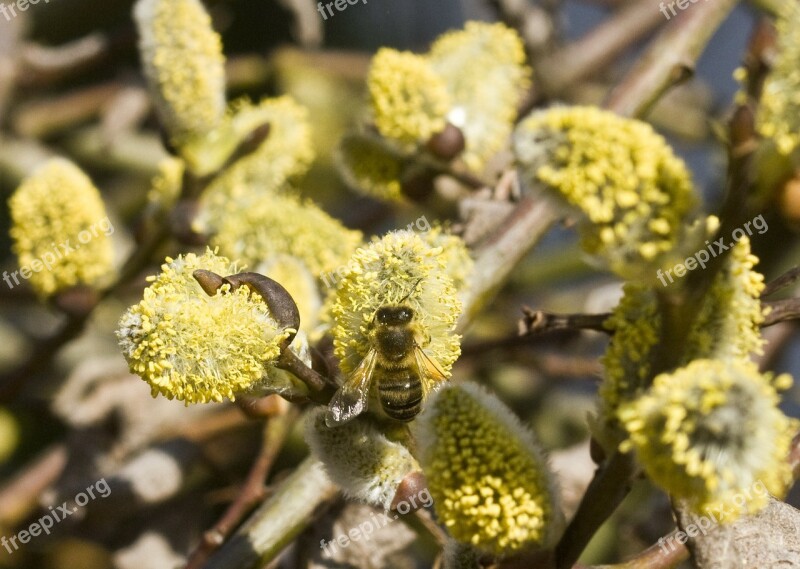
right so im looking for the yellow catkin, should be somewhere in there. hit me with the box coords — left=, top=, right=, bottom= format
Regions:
left=415, top=383, right=561, bottom=556
left=306, top=410, right=420, bottom=509
left=134, top=0, right=226, bottom=146
left=209, top=193, right=363, bottom=281
left=514, top=106, right=697, bottom=280
left=754, top=2, right=800, bottom=155
left=368, top=48, right=451, bottom=147
left=619, top=359, right=795, bottom=521
left=9, top=159, right=114, bottom=297
left=116, top=250, right=292, bottom=405
left=429, top=22, right=531, bottom=172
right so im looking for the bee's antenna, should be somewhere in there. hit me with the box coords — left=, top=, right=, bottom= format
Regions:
left=398, top=278, right=423, bottom=304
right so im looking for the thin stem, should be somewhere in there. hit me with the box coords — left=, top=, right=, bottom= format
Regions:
left=184, top=407, right=299, bottom=569
left=458, top=195, right=558, bottom=330
left=555, top=452, right=638, bottom=569
left=204, top=457, right=338, bottom=569
left=519, top=307, right=610, bottom=335
left=536, top=0, right=666, bottom=96
left=605, top=0, right=740, bottom=118
left=588, top=530, right=689, bottom=569
left=763, top=266, right=800, bottom=297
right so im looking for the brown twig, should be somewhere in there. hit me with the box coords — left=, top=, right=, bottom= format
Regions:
left=587, top=529, right=689, bottom=569
left=519, top=307, right=611, bottom=336
left=556, top=451, right=638, bottom=569
left=762, top=298, right=800, bottom=327
left=605, top=0, right=739, bottom=118
left=536, top=0, right=666, bottom=97
left=763, top=266, right=800, bottom=297
left=204, top=457, right=338, bottom=569
left=0, top=445, right=68, bottom=529
left=185, top=406, right=299, bottom=569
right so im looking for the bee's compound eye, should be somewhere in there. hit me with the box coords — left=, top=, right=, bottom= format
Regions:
left=398, top=308, right=413, bottom=322
left=376, top=308, right=391, bottom=324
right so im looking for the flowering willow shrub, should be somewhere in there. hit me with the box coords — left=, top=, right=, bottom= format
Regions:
left=108, top=0, right=799, bottom=562
left=0, top=0, right=788, bottom=567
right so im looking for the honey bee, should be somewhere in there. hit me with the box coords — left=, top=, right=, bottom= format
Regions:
left=326, top=305, right=448, bottom=426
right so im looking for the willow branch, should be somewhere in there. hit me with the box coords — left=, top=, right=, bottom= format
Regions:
left=458, top=196, right=558, bottom=331
left=204, top=457, right=338, bottom=569
left=763, top=266, right=800, bottom=297
left=555, top=452, right=638, bottom=569
left=536, top=0, right=666, bottom=96
left=762, top=298, right=800, bottom=327
left=520, top=307, right=610, bottom=336
left=588, top=530, right=689, bottom=569
left=605, top=0, right=740, bottom=118
left=185, top=407, right=299, bottom=569
left=0, top=445, right=68, bottom=529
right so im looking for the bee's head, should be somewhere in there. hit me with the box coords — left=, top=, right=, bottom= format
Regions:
left=375, top=306, right=414, bottom=326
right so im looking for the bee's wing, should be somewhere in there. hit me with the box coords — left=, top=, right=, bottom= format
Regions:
left=325, top=349, right=378, bottom=427
left=414, top=346, right=449, bottom=398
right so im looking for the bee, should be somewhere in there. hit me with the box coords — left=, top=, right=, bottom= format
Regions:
left=326, top=305, right=448, bottom=427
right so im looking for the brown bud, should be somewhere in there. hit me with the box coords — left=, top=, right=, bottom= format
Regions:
left=427, top=122, right=466, bottom=161
left=400, top=166, right=436, bottom=202
left=53, top=285, right=99, bottom=317
left=730, top=103, right=757, bottom=156
left=391, top=470, right=427, bottom=513
left=222, top=272, right=301, bottom=348
left=169, top=199, right=207, bottom=246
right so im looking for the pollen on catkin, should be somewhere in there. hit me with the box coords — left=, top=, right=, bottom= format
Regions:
left=414, top=382, right=561, bottom=556
left=330, top=231, right=462, bottom=376
left=9, top=159, right=114, bottom=297
left=513, top=106, right=697, bottom=280
left=146, top=157, right=185, bottom=212
left=753, top=2, right=800, bottom=155
left=336, top=133, right=406, bottom=202
left=208, top=193, right=363, bottom=281
left=116, top=250, right=292, bottom=405
left=368, top=48, right=451, bottom=148
left=619, top=359, right=795, bottom=520
left=429, top=22, right=531, bottom=172
left=133, top=0, right=226, bottom=147
left=197, top=96, right=315, bottom=209
left=305, top=409, right=421, bottom=510
left=420, top=225, right=473, bottom=294
left=600, top=229, right=766, bottom=424
left=684, top=234, right=766, bottom=362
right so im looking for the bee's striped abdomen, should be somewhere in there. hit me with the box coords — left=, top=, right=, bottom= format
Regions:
left=378, top=367, right=423, bottom=421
